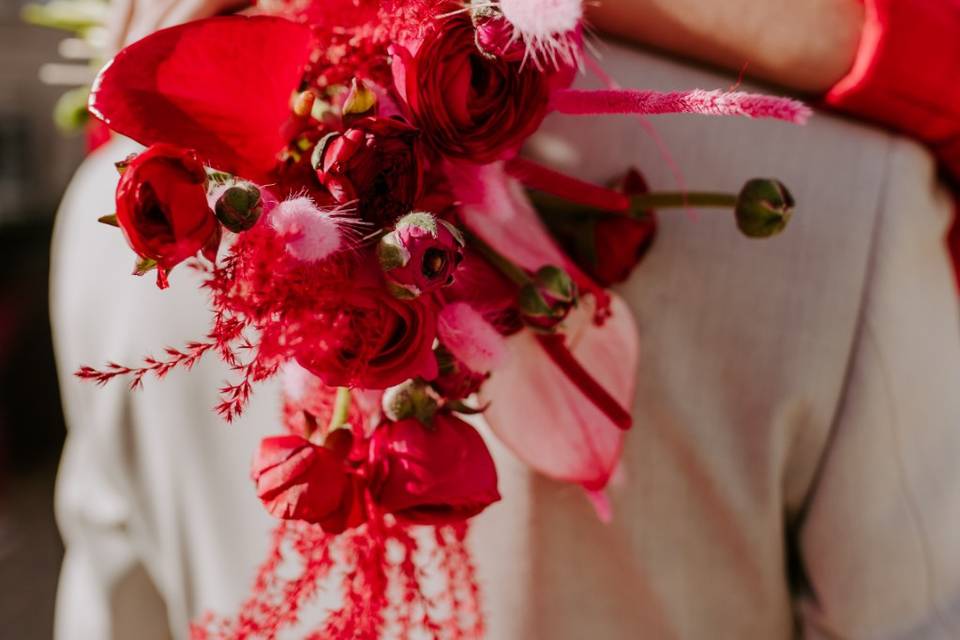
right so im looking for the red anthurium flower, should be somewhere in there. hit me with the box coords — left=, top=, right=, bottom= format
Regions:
left=89, top=16, right=313, bottom=183
left=368, top=415, right=501, bottom=525
left=252, top=434, right=366, bottom=533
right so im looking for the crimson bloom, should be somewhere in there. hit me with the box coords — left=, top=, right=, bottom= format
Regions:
left=368, top=414, right=500, bottom=525
left=293, top=281, right=439, bottom=389
left=314, top=116, right=422, bottom=224
left=252, top=434, right=365, bottom=533
left=390, top=10, right=553, bottom=163
left=89, top=16, right=313, bottom=183
left=115, top=143, right=220, bottom=286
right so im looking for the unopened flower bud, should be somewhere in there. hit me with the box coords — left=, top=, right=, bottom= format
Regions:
left=215, top=182, right=263, bottom=233
left=519, top=265, right=577, bottom=331
left=341, top=78, right=378, bottom=120
left=378, top=212, right=464, bottom=298
left=293, top=90, right=317, bottom=117
left=472, top=7, right=525, bottom=62
left=382, top=379, right=438, bottom=424
left=735, top=178, right=794, bottom=238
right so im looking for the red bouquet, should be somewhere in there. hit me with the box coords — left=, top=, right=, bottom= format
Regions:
left=78, top=1, right=807, bottom=637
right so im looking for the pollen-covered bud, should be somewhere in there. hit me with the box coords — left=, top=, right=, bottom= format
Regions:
left=378, top=212, right=465, bottom=299
left=214, top=182, right=263, bottom=233
left=382, top=379, right=438, bottom=424
left=518, top=265, right=577, bottom=331
left=735, top=178, right=794, bottom=238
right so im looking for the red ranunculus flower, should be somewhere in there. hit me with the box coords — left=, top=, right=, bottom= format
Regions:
left=252, top=434, right=366, bottom=533
left=368, top=414, right=500, bottom=525
left=294, top=282, right=439, bottom=389
left=315, top=116, right=422, bottom=225
left=115, top=143, right=220, bottom=287
left=390, top=10, right=553, bottom=163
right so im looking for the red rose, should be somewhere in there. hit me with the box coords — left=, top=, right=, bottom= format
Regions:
left=314, top=116, right=422, bottom=224
left=294, top=280, right=439, bottom=389
left=368, top=414, right=500, bottom=524
left=390, top=11, right=552, bottom=163
left=115, top=143, right=220, bottom=286
left=252, top=434, right=366, bottom=533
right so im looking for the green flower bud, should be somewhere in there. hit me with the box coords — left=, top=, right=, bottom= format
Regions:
left=215, top=182, right=262, bottom=233
left=518, top=265, right=577, bottom=331
left=735, top=178, right=794, bottom=238
left=382, top=379, right=438, bottom=424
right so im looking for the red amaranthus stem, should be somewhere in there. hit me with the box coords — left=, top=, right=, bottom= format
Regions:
left=551, top=88, right=811, bottom=123
left=75, top=341, right=219, bottom=389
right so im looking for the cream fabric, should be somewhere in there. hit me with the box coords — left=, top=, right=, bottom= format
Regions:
left=51, top=41, right=960, bottom=639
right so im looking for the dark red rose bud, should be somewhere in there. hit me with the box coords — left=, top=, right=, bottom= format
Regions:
left=518, top=265, right=577, bottom=331
left=368, top=414, right=500, bottom=525
left=214, top=182, right=263, bottom=233
left=312, top=116, right=422, bottom=225
left=114, top=143, right=220, bottom=287
left=252, top=434, right=366, bottom=533
left=378, top=212, right=465, bottom=298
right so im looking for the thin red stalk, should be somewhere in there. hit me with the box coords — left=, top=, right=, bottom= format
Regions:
left=504, top=157, right=629, bottom=211
left=551, top=88, right=811, bottom=124
left=536, top=333, right=632, bottom=431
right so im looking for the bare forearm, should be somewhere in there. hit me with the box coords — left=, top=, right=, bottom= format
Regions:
left=587, top=0, right=864, bottom=93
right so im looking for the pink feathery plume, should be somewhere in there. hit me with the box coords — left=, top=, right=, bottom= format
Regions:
left=551, top=88, right=812, bottom=124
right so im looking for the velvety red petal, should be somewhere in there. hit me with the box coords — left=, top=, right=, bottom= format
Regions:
left=89, top=16, right=313, bottom=182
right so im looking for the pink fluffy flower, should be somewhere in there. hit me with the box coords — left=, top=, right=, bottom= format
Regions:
left=267, top=196, right=347, bottom=263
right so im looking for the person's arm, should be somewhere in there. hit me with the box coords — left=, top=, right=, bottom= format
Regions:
left=587, top=0, right=865, bottom=93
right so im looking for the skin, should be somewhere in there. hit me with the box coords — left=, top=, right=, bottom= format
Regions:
left=105, top=0, right=865, bottom=92
left=586, top=0, right=866, bottom=93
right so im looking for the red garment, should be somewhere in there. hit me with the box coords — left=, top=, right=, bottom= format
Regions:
left=824, top=0, right=960, bottom=285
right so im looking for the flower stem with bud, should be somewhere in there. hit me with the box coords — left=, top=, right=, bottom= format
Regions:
left=328, top=387, right=352, bottom=432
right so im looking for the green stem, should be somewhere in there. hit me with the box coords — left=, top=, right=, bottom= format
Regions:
left=528, top=190, right=739, bottom=220
left=464, top=229, right=533, bottom=287
left=328, top=387, right=352, bottom=431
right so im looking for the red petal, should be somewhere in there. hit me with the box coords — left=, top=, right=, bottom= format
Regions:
left=89, top=16, right=313, bottom=182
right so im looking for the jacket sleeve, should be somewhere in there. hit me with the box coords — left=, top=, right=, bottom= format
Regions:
left=795, top=137, right=960, bottom=639
left=51, top=139, right=174, bottom=640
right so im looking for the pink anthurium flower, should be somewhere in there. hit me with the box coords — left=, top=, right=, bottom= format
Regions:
left=481, top=294, right=638, bottom=490
left=448, top=160, right=638, bottom=490
left=89, top=16, right=313, bottom=183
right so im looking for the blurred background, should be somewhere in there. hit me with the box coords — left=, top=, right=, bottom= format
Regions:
left=0, top=0, right=93, bottom=636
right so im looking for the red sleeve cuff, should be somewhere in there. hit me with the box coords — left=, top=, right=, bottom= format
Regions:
left=825, top=0, right=960, bottom=181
